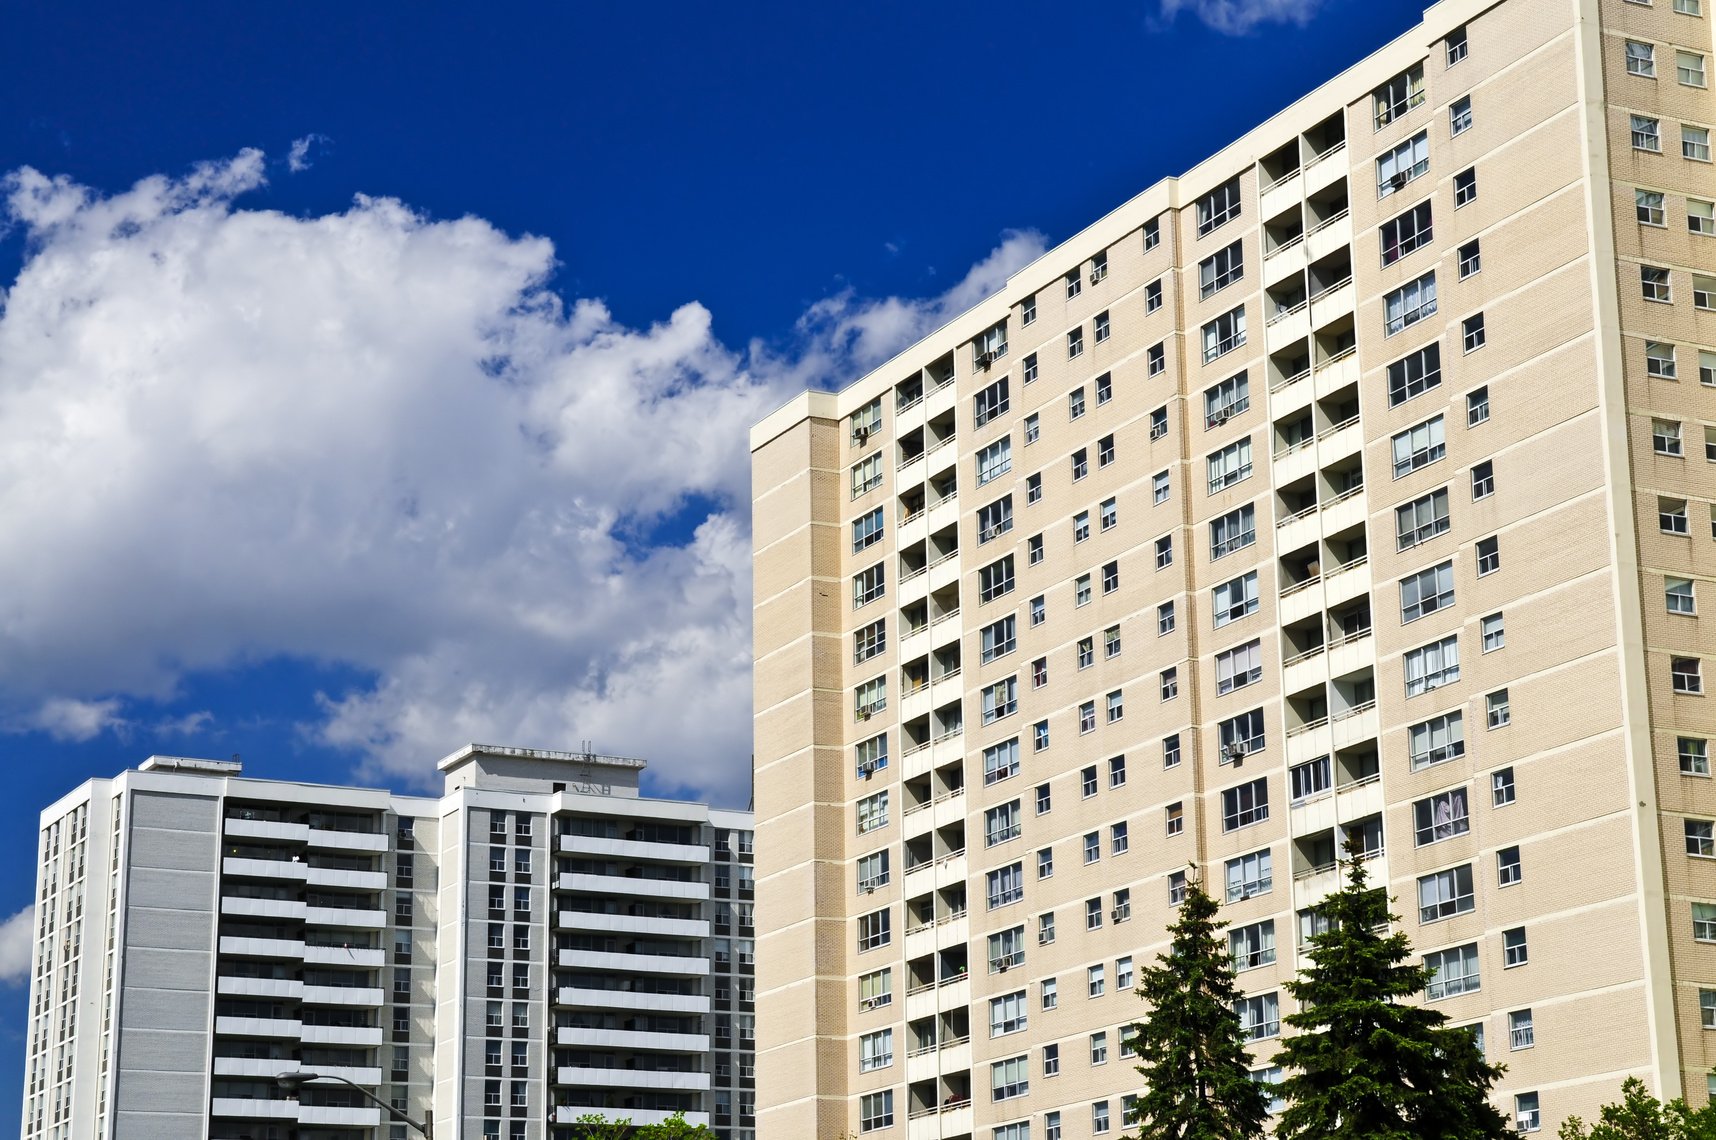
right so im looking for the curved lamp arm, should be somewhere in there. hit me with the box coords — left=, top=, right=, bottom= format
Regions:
left=277, top=1071, right=431, bottom=1139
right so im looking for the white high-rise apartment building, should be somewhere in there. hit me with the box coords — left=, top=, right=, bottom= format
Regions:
left=752, top=0, right=1716, bottom=1136
left=21, top=745, right=756, bottom=1140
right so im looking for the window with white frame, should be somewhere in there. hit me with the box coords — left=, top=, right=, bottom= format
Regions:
left=976, top=437, right=1012, bottom=486
left=1697, top=274, right=1716, bottom=309
left=1634, top=114, right=1662, bottom=151
left=854, top=619, right=886, bottom=664
left=984, top=739, right=1021, bottom=785
left=1418, top=863, right=1475, bottom=922
left=980, top=555, right=1015, bottom=603
left=1198, top=177, right=1242, bottom=236
left=1691, top=198, right=1715, bottom=234
left=1674, top=656, right=1704, bottom=693
left=1229, top=920, right=1276, bottom=970
left=1388, top=343, right=1442, bottom=406
left=1425, top=942, right=1481, bottom=999
left=1498, top=845, right=1522, bottom=886
left=974, top=377, right=1010, bottom=428
left=850, top=398, right=882, bottom=445
left=1199, top=242, right=1245, bottom=299
left=855, top=733, right=887, bottom=778
left=1205, top=372, right=1251, bottom=427
left=1224, top=848, right=1273, bottom=902
left=1397, top=488, right=1450, bottom=549
left=1207, top=438, right=1254, bottom=493
left=1374, top=65, right=1426, bottom=127
left=857, top=907, right=891, bottom=951
left=1400, top=561, right=1455, bottom=623
left=1639, top=188, right=1667, bottom=225
left=1377, top=130, right=1431, bottom=196
left=853, top=563, right=886, bottom=608
left=1202, top=306, right=1247, bottom=363
left=859, top=1028, right=893, bottom=1072
left=1210, top=502, right=1256, bottom=557
left=1216, top=640, right=1264, bottom=694
left=1381, top=200, right=1434, bottom=265
left=1516, top=1092, right=1541, bottom=1133
left=991, top=1055, right=1030, bottom=1101
left=985, top=802, right=1022, bottom=848
left=857, top=790, right=889, bottom=833
left=1681, top=50, right=1708, bottom=87
left=1450, top=95, right=1472, bottom=135
left=1627, top=39, right=1657, bottom=77
left=1392, top=415, right=1447, bottom=477
left=1385, top=272, right=1438, bottom=335
left=1669, top=578, right=1698, bottom=615
left=1221, top=778, right=1269, bottom=831
left=1409, top=711, right=1465, bottom=770
left=1643, top=264, right=1673, bottom=302
left=860, top=1091, right=893, bottom=1133
left=1405, top=635, right=1460, bottom=696
left=987, top=863, right=1025, bottom=910
left=1213, top=570, right=1259, bottom=625
left=852, top=453, right=884, bottom=497
left=1414, top=787, right=1471, bottom=845
left=1234, top=992, right=1280, bottom=1041
left=1648, top=341, right=1679, bottom=379
left=1685, top=124, right=1711, bottom=162
left=1220, top=708, right=1266, bottom=757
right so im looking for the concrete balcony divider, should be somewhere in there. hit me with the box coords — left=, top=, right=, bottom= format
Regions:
left=299, top=1023, right=384, bottom=1046
left=210, top=1098, right=298, bottom=1120
left=307, top=828, right=389, bottom=853
left=222, top=856, right=308, bottom=881
left=557, top=948, right=709, bottom=976
left=224, top=816, right=311, bottom=844
left=219, top=936, right=306, bottom=959
left=558, top=911, right=709, bottom=939
left=558, top=834, right=710, bottom=865
left=556, top=987, right=710, bottom=1014
left=557, top=1066, right=711, bottom=1092
left=557, top=872, right=709, bottom=900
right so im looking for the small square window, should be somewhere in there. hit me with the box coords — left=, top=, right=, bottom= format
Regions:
left=1454, top=168, right=1478, bottom=207
left=1695, top=275, right=1716, bottom=309
left=1503, top=927, right=1529, bottom=968
left=1146, top=279, right=1163, bottom=312
left=1161, top=667, right=1179, bottom=701
left=1458, top=239, right=1481, bottom=278
left=1486, top=688, right=1511, bottom=729
left=1509, top=1009, right=1535, bottom=1051
left=1023, top=352, right=1039, bottom=383
left=1164, top=734, right=1182, bottom=768
left=1654, top=419, right=1684, bottom=456
left=1498, top=845, right=1522, bottom=886
left=1099, top=434, right=1116, bottom=467
left=1493, top=766, right=1517, bottom=807
left=1034, top=720, right=1050, bottom=752
left=1080, top=702, right=1097, bottom=734
left=1032, top=656, right=1049, bottom=688
left=1634, top=114, right=1663, bottom=152
left=1447, top=25, right=1468, bottom=66
left=1022, top=295, right=1037, bottom=326
left=1685, top=125, right=1712, bottom=162
left=1150, top=406, right=1169, bottom=440
left=1027, top=473, right=1042, bottom=504
left=1069, top=387, right=1086, bottom=418
left=1467, top=386, right=1490, bottom=426
left=1679, top=736, right=1709, bottom=775
left=1669, top=578, right=1698, bottom=615
left=1166, top=802, right=1184, bottom=835
left=1477, top=535, right=1500, bottom=575
left=1673, top=656, right=1704, bottom=694
left=1030, top=595, right=1046, bottom=626
left=1094, top=311, right=1111, bottom=344
left=1482, top=612, right=1506, bottom=652
left=1462, top=313, right=1486, bottom=353
left=1028, top=534, right=1045, bottom=565
left=1024, top=413, right=1040, bottom=444
left=1072, top=448, right=1089, bottom=480
left=1661, top=497, right=1690, bottom=534
left=1157, top=601, right=1175, bottom=636
left=1472, top=461, right=1495, bottom=499
left=1154, top=471, right=1171, bottom=505
left=1450, top=96, right=1472, bottom=135
left=1638, top=188, right=1667, bottom=225
left=1647, top=341, right=1679, bottom=379
left=1627, top=39, right=1657, bottom=78
left=1643, top=265, right=1673, bottom=302
left=1155, top=535, right=1174, bottom=569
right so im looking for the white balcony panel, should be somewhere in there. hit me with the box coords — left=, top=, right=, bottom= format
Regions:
left=299, top=1023, right=384, bottom=1046
left=210, top=1098, right=298, bottom=1120
left=1303, top=141, right=1348, bottom=196
left=923, top=377, right=957, bottom=421
left=936, top=975, right=970, bottom=1014
left=1281, top=649, right=1328, bottom=697
left=303, top=944, right=385, bottom=967
left=552, top=1107, right=709, bottom=1128
left=1309, top=278, right=1356, bottom=331
left=1268, top=368, right=1315, bottom=418
left=1318, top=420, right=1363, bottom=468
left=558, top=949, right=708, bottom=976
left=1275, top=509, right=1320, bottom=559
left=297, top=1105, right=384, bottom=1127
left=1272, top=440, right=1318, bottom=487
left=222, top=895, right=307, bottom=921
left=304, top=865, right=388, bottom=891
left=1266, top=304, right=1311, bottom=349
left=307, top=828, right=389, bottom=853
left=1320, top=490, right=1367, bottom=540
left=908, top=1103, right=973, bottom=1140
left=896, top=510, right=930, bottom=551
left=926, top=555, right=960, bottom=594
left=923, top=439, right=957, bottom=482
left=302, top=985, right=385, bottom=1006
left=904, top=983, right=938, bottom=1024
left=1329, top=705, right=1379, bottom=752
left=558, top=873, right=709, bottom=901
left=558, top=912, right=709, bottom=939
left=1259, top=171, right=1304, bottom=221
left=1314, top=349, right=1359, bottom=400
left=904, top=1045, right=940, bottom=1084
left=925, top=494, right=959, bottom=538
left=224, top=816, right=310, bottom=844
left=898, top=567, right=932, bottom=609
left=214, top=1016, right=301, bottom=1038
left=219, top=936, right=305, bottom=959
left=1323, top=560, right=1371, bottom=610
left=1288, top=792, right=1337, bottom=838
left=556, top=1027, right=709, bottom=1052
left=212, top=1058, right=382, bottom=1086
left=304, top=906, right=388, bottom=928
left=1336, top=775, right=1385, bottom=822
left=223, top=857, right=309, bottom=881
left=1277, top=579, right=1324, bottom=628
left=1285, top=722, right=1333, bottom=768
left=897, top=622, right=931, bottom=665
left=557, top=986, right=710, bottom=1014
left=218, top=975, right=303, bottom=999
left=1262, top=236, right=1308, bottom=286
left=898, top=684, right=932, bottom=727
left=1305, top=213, right=1353, bottom=264
left=1326, top=633, right=1376, bottom=679
left=558, top=835, right=710, bottom=865
left=558, top=1066, right=710, bottom=1091
left=903, top=921, right=940, bottom=963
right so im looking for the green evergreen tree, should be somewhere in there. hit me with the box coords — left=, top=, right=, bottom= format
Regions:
left=1559, top=1076, right=1716, bottom=1140
left=1123, top=874, right=1269, bottom=1140
left=1274, top=847, right=1513, bottom=1140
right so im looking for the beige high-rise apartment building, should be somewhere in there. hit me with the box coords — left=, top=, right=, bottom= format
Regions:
left=751, top=0, right=1715, bottom=1136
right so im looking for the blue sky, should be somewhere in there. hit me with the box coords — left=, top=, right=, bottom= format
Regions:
left=0, top=0, right=1429, bottom=1118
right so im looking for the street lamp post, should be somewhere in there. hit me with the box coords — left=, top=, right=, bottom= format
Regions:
left=277, top=1071, right=432, bottom=1139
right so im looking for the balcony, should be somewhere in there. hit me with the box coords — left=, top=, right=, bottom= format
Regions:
left=297, top=1104, right=384, bottom=1127
left=214, top=1015, right=301, bottom=1038
left=556, top=1026, right=710, bottom=1052
left=303, top=943, right=385, bottom=968
left=209, top=1098, right=298, bottom=1120
left=556, top=986, right=711, bottom=1014
left=557, top=948, right=709, bottom=976
left=558, top=1066, right=710, bottom=1092
left=307, top=828, right=388, bottom=853
left=304, top=905, right=387, bottom=928
left=224, top=816, right=310, bottom=844
left=908, top=1102, right=973, bottom=1140
left=559, top=834, right=711, bottom=865
left=217, top=975, right=303, bottom=1000
left=219, top=936, right=306, bottom=959
left=301, top=984, right=385, bottom=1006
left=223, top=856, right=310, bottom=882
left=557, top=912, right=709, bottom=939
left=558, top=872, right=709, bottom=901
left=298, top=1023, right=383, bottom=1046
left=221, top=896, right=306, bottom=921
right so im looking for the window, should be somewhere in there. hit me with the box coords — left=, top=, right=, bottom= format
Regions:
left=1202, top=306, right=1247, bottom=363
left=1291, top=756, right=1332, bottom=801
left=858, top=908, right=891, bottom=951
left=1220, top=708, right=1266, bottom=757
left=1022, top=294, right=1037, bottom=326
left=1090, top=251, right=1108, bottom=283
left=854, top=563, right=886, bottom=608
left=1161, top=667, right=1179, bottom=700
left=1653, top=418, right=1686, bottom=458
left=1033, top=721, right=1050, bottom=752
left=1397, top=489, right=1451, bottom=550
left=1388, top=343, right=1442, bottom=406
left=1418, top=864, right=1475, bottom=922
left=1496, top=845, right=1523, bottom=887
left=985, top=802, right=1022, bottom=848
left=859, top=1029, right=894, bottom=1072
left=1155, top=603, right=1174, bottom=637
left=1678, top=0, right=1704, bottom=13
left=1169, top=870, right=1188, bottom=904
left=850, top=398, right=882, bottom=445
left=1026, top=473, right=1042, bottom=504
left=860, top=1091, right=894, bottom=1133
left=1036, top=846, right=1055, bottom=880
left=1647, top=341, right=1678, bottom=379
left=1689, top=819, right=1716, bottom=856
left=1199, top=241, right=1245, bottom=299
left=1150, top=406, right=1168, bottom=439
left=1627, top=39, right=1657, bottom=77
left=854, top=620, right=886, bottom=665
left=1085, top=896, right=1103, bottom=930
left=1448, top=96, right=1473, bottom=137
left=1032, top=656, right=1048, bottom=688
left=1067, top=328, right=1085, bottom=359
left=980, top=556, right=1016, bottom=603
left=1381, top=201, right=1434, bottom=266
left=1065, top=270, right=1082, bottom=300
left=1634, top=115, right=1663, bottom=152
left=1691, top=199, right=1715, bottom=235
left=1447, top=24, right=1468, bottom=65
left=1216, top=640, right=1264, bottom=694
left=1503, top=927, right=1529, bottom=967
left=984, top=739, right=1021, bottom=785
left=857, top=791, right=889, bottom=834
left=987, top=863, right=1024, bottom=909
left=1088, top=964, right=1106, bottom=997
left=1697, top=902, right=1716, bottom=940
left=1071, top=448, right=1088, bottom=480
left=992, top=1055, right=1029, bottom=1101
left=1234, top=993, right=1281, bottom=1041
left=1164, top=734, right=1182, bottom=769
left=1039, top=911, right=1056, bottom=944
left=1041, top=978, right=1059, bottom=1011
left=1378, top=131, right=1431, bottom=196
left=1023, top=352, right=1039, bottom=383
left=976, top=437, right=1013, bottom=486
left=854, top=676, right=887, bottom=721
left=1517, top=1093, right=1541, bottom=1134
left=1207, top=438, right=1253, bottom=493
left=1688, top=52, right=1716, bottom=90
left=1110, top=821, right=1130, bottom=857
left=855, top=734, right=888, bottom=780
left=1476, top=535, right=1500, bottom=575
left=1414, top=788, right=1470, bottom=846
left=1681, top=736, right=1710, bottom=774
left=1409, top=711, right=1466, bottom=770
left=1165, top=801, right=1184, bottom=836
left=1206, top=376, right=1252, bottom=433
left=1098, top=433, right=1116, bottom=467
left=1221, top=778, right=1269, bottom=831
left=1214, top=570, right=1259, bottom=625
left=1462, top=312, right=1486, bottom=353
left=1093, top=1101, right=1112, bottom=1135
left=1401, top=561, right=1456, bottom=623
left=1425, top=943, right=1481, bottom=999
left=1639, top=188, right=1667, bottom=225
left=1229, top=920, right=1277, bottom=970
left=1643, top=264, right=1673, bottom=302
left=1146, top=278, right=1164, bottom=313
left=1079, top=701, right=1097, bottom=734
left=1392, top=416, right=1446, bottom=477
left=1674, top=656, right=1704, bottom=693
left=1210, top=503, right=1257, bottom=559
left=1144, top=217, right=1162, bottom=249
left=975, top=377, right=1010, bottom=428
left=1094, top=311, right=1111, bottom=343
left=1073, top=510, right=1090, bottom=543
left=1199, top=177, right=1242, bottom=236
left=1375, top=65, right=1426, bottom=127
left=1075, top=575, right=1092, bottom=607
left=1698, top=275, right=1716, bottom=308
left=1662, top=497, right=1690, bottom=534
left=1405, top=635, right=1460, bottom=696
left=1154, top=536, right=1173, bottom=570
left=1453, top=167, right=1478, bottom=207
left=1492, top=766, right=1517, bottom=807
left=1096, top=371, right=1113, bottom=404
left=852, top=453, right=883, bottom=497
left=1686, top=125, right=1712, bottom=162
left=1078, top=637, right=1095, bottom=669
left=1507, top=1008, right=1536, bottom=1051
left=1090, top=1031, right=1109, bottom=1066
left=1102, top=557, right=1120, bottom=591
left=1385, top=272, right=1439, bottom=335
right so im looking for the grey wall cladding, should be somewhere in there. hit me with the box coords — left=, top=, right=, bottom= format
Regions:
left=112, top=790, right=219, bottom=1140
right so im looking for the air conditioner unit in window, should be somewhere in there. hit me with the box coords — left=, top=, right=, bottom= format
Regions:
left=1213, top=408, right=1232, bottom=426
left=976, top=351, right=995, bottom=369
left=1090, top=271, right=1102, bottom=285
left=854, top=426, right=870, bottom=445
left=997, top=961, right=1010, bottom=972
left=1389, top=171, right=1408, bottom=192
left=857, top=764, right=876, bottom=779
left=1112, top=908, right=1126, bottom=921
left=1037, top=932, right=1052, bottom=945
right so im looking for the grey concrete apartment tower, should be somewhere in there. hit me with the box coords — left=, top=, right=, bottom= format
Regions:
left=752, top=0, right=1716, bottom=1137
left=21, top=746, right=756, bottom=1140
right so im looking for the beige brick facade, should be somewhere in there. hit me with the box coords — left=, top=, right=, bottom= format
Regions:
left=752, top=0, right=1716, bottom=1136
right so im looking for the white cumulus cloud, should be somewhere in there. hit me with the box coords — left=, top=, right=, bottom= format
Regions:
left=1159, top=0, right=1324, bottom=34
left=0, top=151, right=1044, bottom=806
left=0, top=906, right=34, bottom=985
left=286, top=133, right=329, bottom=173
